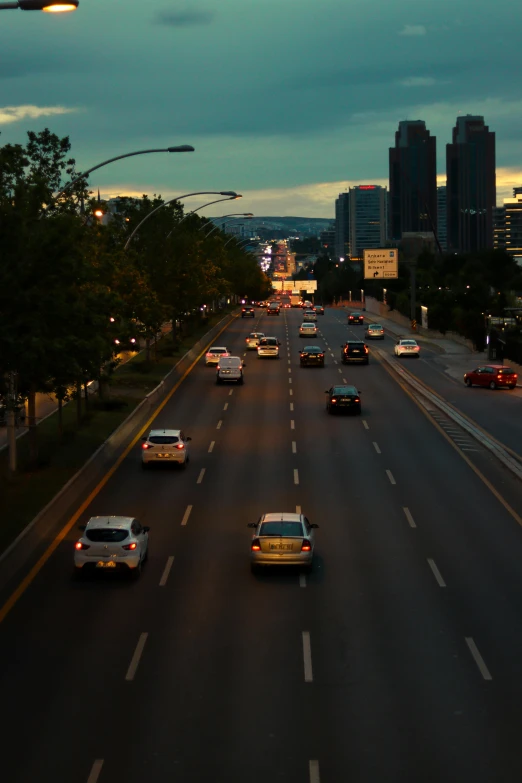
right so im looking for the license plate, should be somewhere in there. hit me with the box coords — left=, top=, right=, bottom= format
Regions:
left=270, top=544, right=292, bottom=550
left=353, top=350, right=360, bottom=353
left=96, top=560, right=116, bottom=568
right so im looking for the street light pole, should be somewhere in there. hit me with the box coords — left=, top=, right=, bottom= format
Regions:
left=45, top=145, right=194, bottom=212
left=0, top=1, right=78, bottom=9
left=223, top=234, right=252, bottom=249
left=165, top=196, right=240, bottom=240
left=203, top=214, right=254, bottom=237
left=124, top=191, right=240, bottom=250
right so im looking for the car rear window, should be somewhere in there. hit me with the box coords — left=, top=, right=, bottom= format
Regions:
left=220, top=358, right=241, bottom=367
left=260, top=522, right=303, bottom=537
left=346, top=342, right=365, bottom=349
left=210, top=348, right=227, bottom=354
left=401, top=340, right=417, bottom=345
left=261, top=338, right=277, bottom=345
left=498, top=368, right=514, bottom=374
left=86, top=529, right=129, bottom=542
left=149, top=435, right=179, bottom=444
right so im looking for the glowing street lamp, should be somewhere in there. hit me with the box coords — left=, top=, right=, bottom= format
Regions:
left=0, top=0, right=78, bottom=10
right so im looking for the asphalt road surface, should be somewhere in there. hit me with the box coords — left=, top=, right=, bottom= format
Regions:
left=2, top=307, right=522, bottom=782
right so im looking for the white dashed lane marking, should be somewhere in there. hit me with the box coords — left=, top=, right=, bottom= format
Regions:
left=125, top=632, right=148, bottom=682
left=373, top=442, right=381, bottom=454
left=208, top=441, right=215, bottom=453
left=309, top=760, right=320, bottom=783
left=362, top=420, right=369, bottom=429
left=197, top=468, right=206, bottom=484
left=159, top=556, right=175, bottom=587
left=181, top=505, right=193, bottom=526
left=87, top=761, right=104, bottom=783
left=223, top=403, right=228, bottom=411
left=291, top=420, right=295, bottom=430
left=403, top=507, right=416, bottom=528
left=216, top=420, right=223, bottom=429
left=290, top=402, right=294, bottom=411
left=427, top=558, right=446, bottom=587
left=294, top=469, right=299, bottom=485
left=465, top=637, right=492, bottom=681
left=292, top=441, right=297, bottom=453
left=302, top=631, right=313, bottom=682
left=386, top=470, right=396, bottom=485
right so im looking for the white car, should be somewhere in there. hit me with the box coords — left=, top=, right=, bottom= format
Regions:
left=257, top=337, right=280, bottom=358
left=141, top=428, right=191, bottom=468
left=245, top=332, right=265, bottom=350
left=74, top=516, right=149, bottom=578
left=205, top=346, right=229, bottom=365
left=303, top=309, right=317, bottom=322
left=299, top=322, right=318, bottom=338
left=394, top=339, right=420, bottom=357
left=216, top=356, right=245, bottom=384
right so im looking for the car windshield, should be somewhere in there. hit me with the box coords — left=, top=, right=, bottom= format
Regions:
left=148, top=435, right=179, bottom=444
left=260, top=522, right=303, bottom=537
left=86, top=528, right=129, bottom=542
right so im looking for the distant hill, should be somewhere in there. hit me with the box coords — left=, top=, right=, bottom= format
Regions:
left=252, top=216, right=333, bottom=230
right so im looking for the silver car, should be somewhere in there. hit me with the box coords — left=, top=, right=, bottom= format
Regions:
left=216, top=356, right=245, bottom=384
left=299, top=322, right=318, bottom=338
left=366, top=323, right=385, bottom=339
left=74, top=516, right=149, bottom=578
left=245, top=332, right=265, bottom=350
left=205, top=346, right=229, bottom=365
left=303, top=309, right=317, bottom=322
left=248, top=512, right=319, bottom=573
left=257, top=337, right=281, bottom=358
left=141, top=428, right=191, bottom=468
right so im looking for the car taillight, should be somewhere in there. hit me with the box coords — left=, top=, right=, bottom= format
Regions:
left=216, top=366, right=220, bottom=371
left=141, top=443, right=151, bottom=450
left=75, top=541, right=90, bottom=550
left=354, top=398, right=360, bottom=403
left=301, top=540, right=311, bottom=552
left=331, top=398, right=337, bottom=403
left=364, top=346, right=368, bottom=353
left=175, top=443, right=185, bottom=450
left=251, top=539, right=261, bottom=551
left=123, top=542, right=137, bottom=551
left=318, top=354, right=323, bottom=358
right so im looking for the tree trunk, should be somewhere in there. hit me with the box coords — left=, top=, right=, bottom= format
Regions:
left=84, top=381, right=89, bottom=411
left=76, top=379, right=82, bottom=425
left=27, top=385, right=38, bottom=466
left=57, top=397, right=63, bottom=439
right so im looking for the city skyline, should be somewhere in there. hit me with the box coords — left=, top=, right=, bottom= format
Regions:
left=1, top=0, right=521, bottom=217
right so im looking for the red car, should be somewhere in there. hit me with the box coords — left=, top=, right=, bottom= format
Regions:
left=464, top=365, right=518, bottom=390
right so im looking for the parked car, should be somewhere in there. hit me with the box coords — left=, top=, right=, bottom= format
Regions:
left=464, top=365, right=518, bottom=390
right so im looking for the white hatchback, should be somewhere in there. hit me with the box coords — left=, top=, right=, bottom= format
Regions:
left=216, top=356, right=245, bottom=384
left=299, top=322, right=318, bottom=338
left=141, top=429, right=191, bottom=468
left=74, top=516, right=149, bottom=578
left=205, top=346, right=229, bottom=365
left=395, top=339, right=420, bottom=357
left=257, top=337, right=281, bottom=358
left=303, top=309, right=317, bottom=322
left=245, top=332, right=265, bottom=349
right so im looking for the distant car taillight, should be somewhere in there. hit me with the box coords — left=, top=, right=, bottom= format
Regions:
left=331, top=398, right=337, bottom=403
left=301, top=540, right=311, bottom=552
left=251, top=539, right=261, bottom=551
left=123, top=542, right=138, bottom=551
left=364, top=346, right=368, bottom=353
left=175, top=443, right=185, bottom=450
left=75, top=541, right=90, bottom=550
left=354, top=397, right=360, bottom=403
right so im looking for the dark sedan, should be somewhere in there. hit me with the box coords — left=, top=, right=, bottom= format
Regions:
left=348, top=312, right=364, bottom=324
left=300, top=346, right=325, bottom=367
left=314, top=305, right=325, bottom=315
left=325, top=385, right=361, bottom=415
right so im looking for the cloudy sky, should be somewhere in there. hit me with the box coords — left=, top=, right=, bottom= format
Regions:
left=1, top=0, right=521, bottom=217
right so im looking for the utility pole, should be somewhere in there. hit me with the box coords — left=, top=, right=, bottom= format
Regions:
left=409, top=261, right=417, bottom=331
left=6, top=371, right=17, bottom=478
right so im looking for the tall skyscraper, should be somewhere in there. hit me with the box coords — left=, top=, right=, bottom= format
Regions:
left=389, top=120, right=437, bottom=240
left=446, top=115, right=496, bottom=253
left=437, top=186, right=448, bottom=251
left=495, top=195, right=522, bottom=261
left=334, top=192, right=350, bottom=259
left=348, top=185, right=388, bottom=259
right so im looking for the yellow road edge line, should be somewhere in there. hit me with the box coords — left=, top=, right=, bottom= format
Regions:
left=377, top=356, right=522, bottom=529
left=0, top=316, right=236, bottom=625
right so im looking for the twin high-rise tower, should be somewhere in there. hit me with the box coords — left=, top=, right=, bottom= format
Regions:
left=389, top=115, right=496, bottom=253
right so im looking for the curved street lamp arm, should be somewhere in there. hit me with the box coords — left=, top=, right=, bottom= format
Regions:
left=223, top=234, right=252, bottom=249
left=165, top=196, right=237, bottom=239
left=48, top=145, right=194, bottom=209
left=203, top=213, right=254, bottom=237
left=124, top=191, right=239, bottom=250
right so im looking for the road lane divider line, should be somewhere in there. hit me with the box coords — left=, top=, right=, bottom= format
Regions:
left=386, top=469, right=396, bottom=485
left=334, top=360, right=338, bottom=365
left=288, top=367, right=292, bottom=373
left=294, top=469, right=299, bottom=485
left=197, top=468, right=206, bottom=484
left=216, top=420, right=223, bottom=429
left=296, top=505, right=301, bottom=513
left=289, top=388, right=293, bottom=395
left=302, top=631, right=313, bottom=682
left=223, top=403, right=228, bottom=411
left=0, top=314, right=241, bottom=625
left=403, top=507, right=417, bottom=528
left=291, top=420, right=295, bottom=430
left=290, top=402, right=294, bottom=411
left=208, top=441, right=215, bottom=453
left=427, top=558, right=446, bottom=587
left=181, top=505, right=193, bottom=526
left=87, top=760, right=104, bottom=783
left=299, top=573, right=307, bottom=588
left=309, top=760, right=320, bottom=783
left=373, top=442, right=381, bottom=454
left=465, top=637, right=492, bottom=681
left=159, top=556, right=175, bottom=587
left=362, top=420, right=369, bottom=429
left=229, top=389, right=233, bottom=395
left=292, top=441, right=297, bottom=454
left=289, top=377, right=292, bottom=384
left=342, top=377, right=348, bottom=383
left=338, top=369, right=342, bottom=374
left=125, top=632, right=148, bottom=682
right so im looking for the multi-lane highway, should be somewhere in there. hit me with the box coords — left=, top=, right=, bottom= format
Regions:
left=2, top=307, right=522, bottom=782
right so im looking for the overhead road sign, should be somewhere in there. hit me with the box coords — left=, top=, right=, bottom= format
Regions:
left=363, top=249, right=398, bottom=279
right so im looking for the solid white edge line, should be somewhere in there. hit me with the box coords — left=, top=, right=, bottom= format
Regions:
left=292, top=441, right=297, bottom=453
left=291, top=420, right=295, bottom=429
left=86, top=760, right=104, bottom=783
left=296, top=504, right=301, bottom=513
left=294, top=468, right=299, bottom=485
left=373, top=442, right=381, bottom=454
left=208, top=441, right=215, bottom=453
left=159, top=556, right=175, bottom=587
left=403, top=507, right=416, bottom=528
left=386, top=469, right=396, bottom=485
left=299, top=573, right=307, bottom=588
left=223, top=402, right=228, bottom=411
left=125, top=632, right=148, bottom=682
left=427, top=558, right=446, bottom=587
left=216, top=420, right=223, bottom=429
left=302, top=631, right=313, bottom=682
left=362, top=420, right=369, bottom=429
left=465, top=637, right=492, bottom=680
left=181, top=505, right=193, bottom=526
left=309, top=760, right=320, bottom=783
left=197, top=468, right=206, bottom=484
